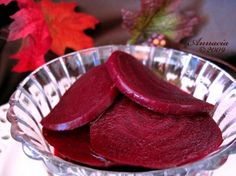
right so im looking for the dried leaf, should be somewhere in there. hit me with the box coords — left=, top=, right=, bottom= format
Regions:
left=121, top=9, right=139, bottom=31
left=122, top=0, right=199, bottom=44
left=141, top=0, right=164, bottom=13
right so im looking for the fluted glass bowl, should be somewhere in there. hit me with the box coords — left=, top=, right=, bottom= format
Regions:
left=7, top=45, right=236, bottom=176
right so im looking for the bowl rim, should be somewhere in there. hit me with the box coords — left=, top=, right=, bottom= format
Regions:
left=6, top=45, right=236, bottom=174
left=18, top=45, right=236, bottom=87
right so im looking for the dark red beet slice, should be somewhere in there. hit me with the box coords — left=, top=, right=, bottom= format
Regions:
left=106, top=51, right=214, bottom=115
left=41, top=64, right=119, bottom=131
left=90, top=96, right=222, bottom=169
left=43, top=125, right=117, bottom=168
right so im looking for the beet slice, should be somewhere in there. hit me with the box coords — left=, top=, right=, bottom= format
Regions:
left=106, top=51, right=214, bottom=115
left=41, top=64, right=119, bottom=131
left=43, top=125, right=117, bottom=168
left=90, top=96, right=222, bottom=169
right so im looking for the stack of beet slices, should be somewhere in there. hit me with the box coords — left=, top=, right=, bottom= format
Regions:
left=41, top=51, right=222, bottom=170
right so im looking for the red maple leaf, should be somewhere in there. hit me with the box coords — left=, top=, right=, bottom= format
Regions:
left=0, top=0, right=34, bottom=7
left=0, top=0, right=12, bottom=5
left=9, top=6, right=51, bottom=72
left=0, top=0, right=99, bottom=72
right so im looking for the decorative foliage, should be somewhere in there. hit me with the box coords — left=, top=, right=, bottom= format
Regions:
left=39, top=0, right=99, bottom=55
left=122, top=0, right=199, bottom=45
left=0, top=0, right=99, bottom=72
left=0, top=0, right=12, bottom=5
left=8, top=5, right=51, bottom=72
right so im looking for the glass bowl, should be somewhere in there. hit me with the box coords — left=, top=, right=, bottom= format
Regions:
left=7, top=45, right=236, bottom=176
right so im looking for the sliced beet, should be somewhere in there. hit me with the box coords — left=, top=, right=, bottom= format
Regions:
left=90, top=96, right=222, bottom=169
left=43, top=125, right=117, bottom=168
left=106, top=51, right=214, bottom=115
left=41, top=64, right=119, bottom=131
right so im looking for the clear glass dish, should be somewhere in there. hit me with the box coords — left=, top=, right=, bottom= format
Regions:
left=7, top=45, right=236, bottom=176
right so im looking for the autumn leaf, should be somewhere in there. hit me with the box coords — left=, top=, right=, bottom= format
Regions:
left=122, top=0, right=199, bottom=44
left=0, top=0, right=11, bottom=5
left=9, top=6, right=51, bottom=72
left=40, top=0, right=99, bottom=55
left=0, top=0, right=99, bottom=72
left=0, top=0, right=33, bottom=7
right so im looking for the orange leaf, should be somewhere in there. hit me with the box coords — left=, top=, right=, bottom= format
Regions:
left=40, top=0, right=99, bottom=55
